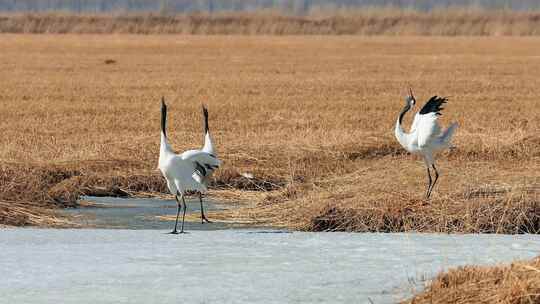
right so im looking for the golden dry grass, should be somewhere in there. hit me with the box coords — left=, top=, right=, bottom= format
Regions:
left=3, top=9, right=540, bottom=35
left=0, top=200, right=72, bottom=227
left=0, top=34, right=538, bottom=232
left=406, top=256, right=540, bottom=304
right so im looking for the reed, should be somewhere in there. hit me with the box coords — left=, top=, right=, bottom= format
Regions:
left=405, top=256, right=540, bottom=304
left=2, top=9, right=540, bottom=35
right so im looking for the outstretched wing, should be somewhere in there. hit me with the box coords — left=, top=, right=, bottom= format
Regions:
left=181, top=150, right=221, bottom=181
left=419, top=96, right=447, bottom=115
left=416, top=96, right=448, bottom=148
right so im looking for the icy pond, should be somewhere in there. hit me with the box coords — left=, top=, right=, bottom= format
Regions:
left=64, top=196, right=233, bottom=230
left=1, top=197, right=539, bottom=304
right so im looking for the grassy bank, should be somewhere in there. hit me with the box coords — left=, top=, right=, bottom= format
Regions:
left=0, top=35, right=538, bottom=232
left=3, top=9, right=540, bottom=35
left=406, top=256, right=540, bottom=303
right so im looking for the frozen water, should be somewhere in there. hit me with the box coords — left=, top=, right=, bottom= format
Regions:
left=7, top=198, right=540, bottom=303
left=1, top=229, right=539, bottom=304
left=66, top=196, right=231, bottom=230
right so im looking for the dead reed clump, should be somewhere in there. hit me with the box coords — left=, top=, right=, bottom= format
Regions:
left=0, top=159, right=177, bottom=225
left=260, top=177, right=540, bottom=234
left=0, top=162, right=80, bottom=205
left=0, top=200, right=73, bottom=227
left=4, top=9, right=540, bottom=35
left=311, top=205, right=360, bottom=232
left=48, top=172, right=167, bottom=205
left=308, top=196, right=540, bottom=234
left=405, top=256, right=540, bottom=304
left=212, top=167, right=287, bottom=191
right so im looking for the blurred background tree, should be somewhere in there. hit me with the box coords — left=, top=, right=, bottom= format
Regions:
left=0, top=0, right=538, bottom=13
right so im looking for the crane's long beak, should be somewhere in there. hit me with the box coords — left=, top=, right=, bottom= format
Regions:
left=408, top=87, right=416, bottom=105
left=407, top=87, right=416, bottom=108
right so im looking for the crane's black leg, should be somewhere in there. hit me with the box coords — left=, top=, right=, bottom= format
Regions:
left=170, top=192, right=182, bottom=234
left=199, top=192, right=212, bottom=224
left=427, top=164, right=440, bottom=199
left=180, top=193, right=187, bottom=233
left=425, top=166, right=433, bottom=199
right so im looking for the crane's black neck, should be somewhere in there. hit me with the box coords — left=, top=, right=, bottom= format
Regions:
left=398, top=103, right=411, bottom=125
left=161, top=98, right=167, bottom=138
left=203, top=107, right=209, bottom=133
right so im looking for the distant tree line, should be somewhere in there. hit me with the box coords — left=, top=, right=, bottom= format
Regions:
left=1, top=0, right=540, bottom=13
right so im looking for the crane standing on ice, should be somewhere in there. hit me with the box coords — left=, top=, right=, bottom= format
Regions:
left=394, top=88, right=458, bottom=199
left=194, top=105, right=218, bottom=223
left=158, top=98, right=221, bottom=234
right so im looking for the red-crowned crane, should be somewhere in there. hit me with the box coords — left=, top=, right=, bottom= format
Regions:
left=395, top=88, right=458, bottom=199
left=158, top=98, right=221, bottom=234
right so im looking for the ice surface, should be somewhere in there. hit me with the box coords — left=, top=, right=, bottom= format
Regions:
left=67, top=196, right=230, bottom=230
left=1, top=229, right=539, bottom=304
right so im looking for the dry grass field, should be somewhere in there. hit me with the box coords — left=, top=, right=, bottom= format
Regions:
left=0, top=33, right=539, bottom=304
left=0, top=34, right=539, bottom=232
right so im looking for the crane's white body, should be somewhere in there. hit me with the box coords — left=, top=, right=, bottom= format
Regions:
left=395, top=112, right=458, bottom=166
left=158, top=99, right=221, bottom=233
left=394, top=91, right=458, bottom=198
left=159, top=133, right=220, bottom=195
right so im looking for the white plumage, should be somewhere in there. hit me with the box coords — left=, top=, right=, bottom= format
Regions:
left=158, top=98, right=221, bottom=234
left=188, top=105, right=219, bottom=223
left=395, top=88, right=458, bottom=198
left=202, top=123, right=215, bottom=155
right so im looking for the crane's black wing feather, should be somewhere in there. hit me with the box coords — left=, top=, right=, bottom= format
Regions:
left=419, top=96, right=448, bottom=116
left=193, top=154, right=220, bottom=179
